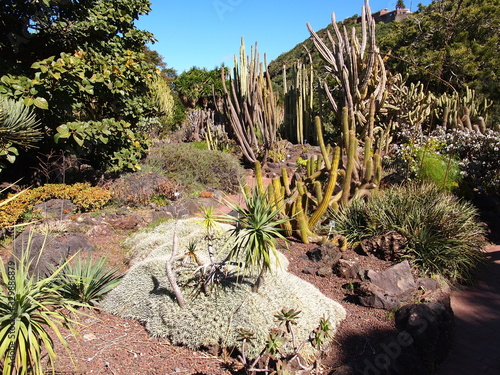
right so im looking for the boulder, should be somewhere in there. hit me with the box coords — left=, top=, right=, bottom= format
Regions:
left=151, top=198, right=202, bottom=222
left=394, top=302, right=455, bottom=372
left=106, top=213, right=144, bottom=231
left=358, top=232, right=406, bottom=261
left=33, top=199, right=76, bottom=218
left=12, top=230, right=95, bottom=278
left=306, top=244, right=342, bottom=264
left=334, top=259, right=361, bottom=279
left=416, top=277, right=452, bottom=308
left=357, top=260, right=417, bottom=310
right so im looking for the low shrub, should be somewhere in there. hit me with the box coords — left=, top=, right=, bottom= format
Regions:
left=101, top=218, right=346, bottom=359
left=431, top=127, right=500, bottom=195
left=330, top=183, right=487, bottom=284
left=0, top=183, right=111, bottom=229
left=143, top=142, right=245, bottom=193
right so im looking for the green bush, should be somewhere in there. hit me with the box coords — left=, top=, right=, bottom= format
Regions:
left=389, top=140, right=462, bottom=192
left=143, top=143, right=245, bottom=193
left=416, top=149, right=462, bottom=192
left=330, top=183, right=487, bottom=284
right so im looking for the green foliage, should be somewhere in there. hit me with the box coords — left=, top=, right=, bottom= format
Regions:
left=379, top=0, right=500, bottom=123
left=416, top=149, right=461, bottom=192
left=0, top=97, right=43, bottom=171
left=0, top=245, right=80, bottom=374
left=330, top=183, right=487, bottom=284
left=390, top=140, right=462, bottom=192
left=51, top=254, right=123, bottom=307
left=0, top=0, right=162, bottom=176
left=431, top=127, right=500, bottom=195
left=174, top=66, right=225, bottom=109
left=0, top=183, right=111, bottom=229
left=55, top=118, right=149, bottom=173
left=223, top=186, right=290, bottom=292
left=143, top=142, right=245, bottom=193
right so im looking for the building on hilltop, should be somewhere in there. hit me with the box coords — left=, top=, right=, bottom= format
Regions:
left=357, top=8, right=411, bottom=23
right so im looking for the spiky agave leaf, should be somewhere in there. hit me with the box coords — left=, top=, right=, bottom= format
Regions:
left=0, top=97, right=42, bottom=149
left=52, top=254, right=123, bottom=307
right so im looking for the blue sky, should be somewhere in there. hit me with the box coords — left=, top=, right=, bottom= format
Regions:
left=136, top=0, right=432, bottom=74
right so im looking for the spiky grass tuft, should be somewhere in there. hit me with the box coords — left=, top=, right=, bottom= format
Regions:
left=330, top=183, right=487, bottom=284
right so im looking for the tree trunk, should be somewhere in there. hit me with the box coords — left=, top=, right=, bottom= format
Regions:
left=165, top=232, right=185, bottom=307
left=251, top=265, right=267, bottom=293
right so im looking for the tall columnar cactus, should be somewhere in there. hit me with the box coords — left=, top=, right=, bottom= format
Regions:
left=434, top=87, right=493, bottom=132
left=306, top=0, right=387, bottom=136
left=220, top=37, right=280, bottom=164
left=282, top=58, right=315, bottom=144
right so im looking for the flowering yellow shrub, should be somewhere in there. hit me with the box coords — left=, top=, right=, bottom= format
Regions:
left=0, top=183, right=111, bottom=229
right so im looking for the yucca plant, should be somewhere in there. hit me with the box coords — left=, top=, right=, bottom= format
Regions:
left=0, top=243, right=80, bottom=375
left=52, top=254, right=123, bottom=307
left=223, top=186, right=290, bottom=292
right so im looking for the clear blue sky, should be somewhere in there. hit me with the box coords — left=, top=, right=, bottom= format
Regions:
left=136, top=0, right=432, bottom=74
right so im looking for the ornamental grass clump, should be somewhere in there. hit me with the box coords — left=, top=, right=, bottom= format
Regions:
left=330, top=183, right=486, bottom=284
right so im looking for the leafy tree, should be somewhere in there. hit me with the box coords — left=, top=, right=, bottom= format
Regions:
left=0, top=0, right=164, bottom=178
left=396, top=0, right=406, bottom=9
left=174, top=66, right=225, bottom=109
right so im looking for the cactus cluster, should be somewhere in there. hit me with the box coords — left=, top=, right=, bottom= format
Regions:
left=220, top=37, right=280, bottom=164
left=434, top=87, right=493, bottom=133
left=257, top=113, right=382, bottom=244
left=282, top=56, right=315, bottom=145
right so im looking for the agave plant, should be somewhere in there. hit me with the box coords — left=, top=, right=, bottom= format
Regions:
left=0, top=241, right=80, bottom=375
left=0, top=97, right=43, bottom=171
left=51, top=254, right=123, bottom=307
left=223, top=186, right=290, bottom=292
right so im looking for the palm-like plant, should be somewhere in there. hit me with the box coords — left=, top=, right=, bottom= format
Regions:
left=396, top=0, right=406, bottom=10
left=0, top=97, right=43, bottom=171
left=0, top=245, right=79, bottom=375
left=223, top=186, right=290, bottom=292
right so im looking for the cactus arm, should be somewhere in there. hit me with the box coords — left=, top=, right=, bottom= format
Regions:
left=308, top=146, right=341, bottom=229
